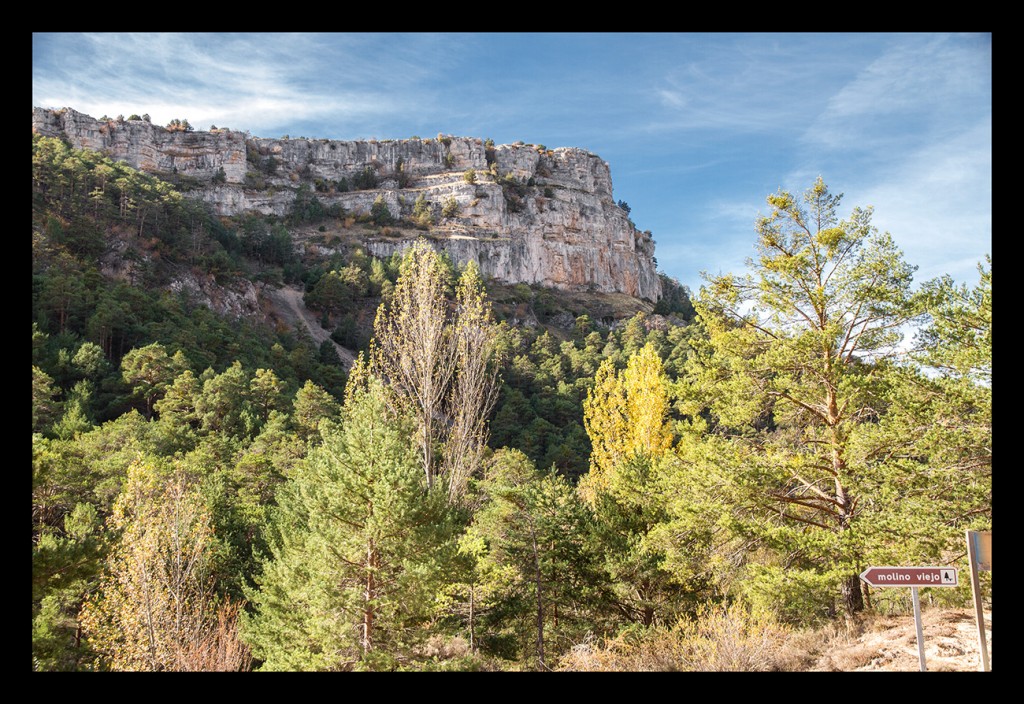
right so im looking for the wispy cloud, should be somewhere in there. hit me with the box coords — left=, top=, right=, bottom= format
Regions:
left=32, top=33, right=990, bottom=292
left=850, top=118, right=991, bottom=284
left=640, top=34, right=867, bottom=135
left=33, top=33, right=466, bottom=137
left=801, top=33, right=991, bottom=152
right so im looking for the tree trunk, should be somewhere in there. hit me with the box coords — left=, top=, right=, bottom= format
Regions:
left=840, top=572, right=864, bottom=615
left=363, top=540, right=375, bottom=655
left=469, top=584, right=475, bottom=653
left=531, top=527, right=545, bottom=670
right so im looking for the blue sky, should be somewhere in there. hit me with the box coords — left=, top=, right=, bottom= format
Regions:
left=32, top=32, right=991, bottom=293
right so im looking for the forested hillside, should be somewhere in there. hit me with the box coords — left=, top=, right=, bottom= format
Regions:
left=32, top=134, right=991, bottom=671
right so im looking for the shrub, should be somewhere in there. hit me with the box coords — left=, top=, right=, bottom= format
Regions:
left=395, top=159, right=413, bottom=188
left=463, top=168, right=477, bottom=184
left=166, top=118, right=193, bottom=132
left=371, top=195, right=393, bottom=225
left=412, top=194, right=433, bottom=228
left=557, top=603, right=792, bottom=672
left=441, top=197, right=459, bottom=219
left=352, top=166, right=378, bottom=190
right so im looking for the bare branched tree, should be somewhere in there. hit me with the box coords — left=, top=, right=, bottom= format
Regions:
left=443, top=261, right=503, bottom=501
left=371, top=241, right=501, bottom=500
left=371, top=240, right=457, bottom=489
left=80, top=463, right=251, bottom=671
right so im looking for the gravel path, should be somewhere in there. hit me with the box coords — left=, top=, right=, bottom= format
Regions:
left=265, top=285, right=357, bottom=369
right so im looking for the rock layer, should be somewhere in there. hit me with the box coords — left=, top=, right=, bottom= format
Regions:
left=33, top=107, right=661, bottom=300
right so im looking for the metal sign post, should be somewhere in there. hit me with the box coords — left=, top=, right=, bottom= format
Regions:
left=966, top=530, right=992, bottom=672
left=860, top=566, right=959, bottom=672
left=910, top=587, right=926, bottom=671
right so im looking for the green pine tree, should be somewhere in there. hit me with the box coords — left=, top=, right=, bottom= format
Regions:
left=243, top=374, right=456, bottom=670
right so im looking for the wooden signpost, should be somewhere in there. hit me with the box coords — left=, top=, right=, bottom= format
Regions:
left=966, top=530, right=992, bottom=672
left=859, top=565, right=959, bottom=671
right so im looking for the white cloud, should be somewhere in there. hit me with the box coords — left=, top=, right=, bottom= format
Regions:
left=801, top=33, right=990, bottom=151
left=847, top=118, right=991, bottom=285
left=33, top=33, right=458, bottom=138
left=658, top=89, right=686, bottom=109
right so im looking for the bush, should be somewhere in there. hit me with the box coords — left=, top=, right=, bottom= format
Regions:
left=371, top=196, right=393, bottom=225
left=739, top=564, right=840, bottom=627
left=394, top=158, right=413, bottom=188
left=441, top=197, right=459, bottom=219
left=412, top=194, right=433, bottom=228
left=166, top=118, right=193, bottom=133
left=463, top=168, right=477, bottom=184
left=557, top=603, right=792, bottom=672
left=352, top=166, right=379, bottom=190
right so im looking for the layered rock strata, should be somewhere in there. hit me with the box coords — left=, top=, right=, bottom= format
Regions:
left=33, top=107, right=661, bottom=301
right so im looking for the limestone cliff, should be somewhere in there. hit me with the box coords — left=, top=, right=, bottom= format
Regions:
left=33, top=107, right=662, bottom=301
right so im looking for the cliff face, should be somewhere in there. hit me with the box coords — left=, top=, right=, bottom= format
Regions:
left=33, top=107, right=661, bottom=301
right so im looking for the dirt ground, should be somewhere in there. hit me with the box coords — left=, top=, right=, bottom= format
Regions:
left=806, top=607, right=992, bottom=672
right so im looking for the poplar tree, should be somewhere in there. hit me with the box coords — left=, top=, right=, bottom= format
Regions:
left=371, top=241, right=501, bottom=500
left=371, top=240, right=455, bottom=490
left=580, top=343, right=678, bottom=624
left=581, top=341, right=672, bottom=501
left=441, top=260, right=503, bottom=501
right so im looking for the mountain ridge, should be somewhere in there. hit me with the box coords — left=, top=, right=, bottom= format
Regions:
left=32, top=107, right=663, bottom=301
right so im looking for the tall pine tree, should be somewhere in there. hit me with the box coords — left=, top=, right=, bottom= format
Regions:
left=243, top=373, right=455, bottom=670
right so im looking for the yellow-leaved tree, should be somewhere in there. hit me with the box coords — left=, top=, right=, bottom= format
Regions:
left=79, top=460, right=249, bottom=671
left=581, top=341, right=672, bottom=502
left=581, top=341, right=679, bottom=625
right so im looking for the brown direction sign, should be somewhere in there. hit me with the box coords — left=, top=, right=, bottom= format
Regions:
left=860, top=566, right=958, bottom=588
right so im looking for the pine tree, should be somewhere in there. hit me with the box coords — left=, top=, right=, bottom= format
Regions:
left=851, top=257, right=992, bottom=568
left=676, top=178, right=919, bottom=617
left=243, top=375, right=455, bottom=670
left=468, top=450, right=600, bottom=669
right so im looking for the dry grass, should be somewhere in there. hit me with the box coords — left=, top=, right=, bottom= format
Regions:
left=558, top=603, right=793, bottom=672
left=557, top=605, right=991, bottom=672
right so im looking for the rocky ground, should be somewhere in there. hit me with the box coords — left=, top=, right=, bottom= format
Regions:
left=806, top=607, right=992, bottom=672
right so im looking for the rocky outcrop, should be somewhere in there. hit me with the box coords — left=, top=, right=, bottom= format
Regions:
left=33, top=107, right=662, bottom=301
left=32, top=107, right=248, bottom=183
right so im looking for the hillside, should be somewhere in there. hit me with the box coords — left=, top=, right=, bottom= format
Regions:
left=32, top=123, right=989, bottom=673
